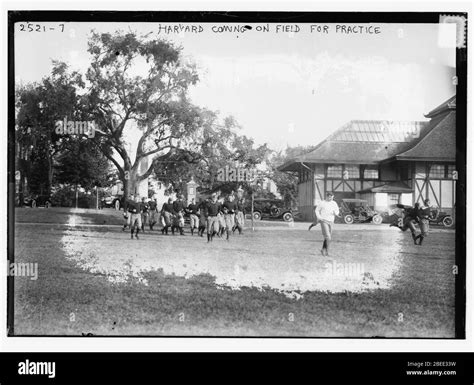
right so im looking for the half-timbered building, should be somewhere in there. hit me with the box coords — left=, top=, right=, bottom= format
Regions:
left=278, top=96, right=456, bottom=221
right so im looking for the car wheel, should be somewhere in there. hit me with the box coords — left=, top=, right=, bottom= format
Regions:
left=31, top=200, right=36, bottom=208
left=282, top=212, right=293, bottom=222
left=372, top=214, right=382, bottom=225
left=115, top=200, right=121, bottom=211
left=253, top=211, right=262, bottom=220
left=442, top=216, right=453, bottom=227
left=45, top=201, right=51, bottom=208
left=343, top=214, right=354, bottom=224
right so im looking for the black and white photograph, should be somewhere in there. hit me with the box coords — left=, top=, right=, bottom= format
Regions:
left=8, top=11, right=467, bottom=339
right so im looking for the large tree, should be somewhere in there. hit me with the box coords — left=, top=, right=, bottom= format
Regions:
left=84, top=30, right=202, bottom=196
left=54, top=138, right=113, bottom=191
left=151, top=111, right=270, bottom=195
left=16, top=62, right=85, bottom=196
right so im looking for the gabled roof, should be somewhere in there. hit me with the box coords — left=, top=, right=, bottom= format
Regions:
left=278, top=95, right=456, bottom=172
left=424, top=95, right=456, bottom=119
left=278, top=120, right=429, bottom=171
left=394, top=111, right=456, bottom=162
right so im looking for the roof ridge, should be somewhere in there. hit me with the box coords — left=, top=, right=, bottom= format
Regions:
left=424, top=95, right=456, bottom=118
left=396, top=111, right=455, bottom=158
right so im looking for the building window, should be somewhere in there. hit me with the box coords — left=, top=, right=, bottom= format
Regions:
left=344, top=165, right=359, bottom=179
left=429, top=164, right=446, bottom=179
left=388, top=193, right=400, bottom=205
left=300, top=169, right=311, bottom=183
left=363, top=166, right=379, bottom=180
left=327, top=165, right=342, bottom=178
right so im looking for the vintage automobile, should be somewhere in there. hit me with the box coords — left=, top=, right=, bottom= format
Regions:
left=23, top=194, right=51, bottom=208
left=338, top=199, right=383, bottom=225
left=394, top=204, right=454, bottom=228
left=430, top=211, right=454, bottom=227
left=100, top=195, right=125, bottom=210
left=246, top=198, right=294, bottom=222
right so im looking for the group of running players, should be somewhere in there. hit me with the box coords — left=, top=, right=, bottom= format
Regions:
left=121, top=192, right=246, bottom=242
left=122, top=189, right=434, bottom=254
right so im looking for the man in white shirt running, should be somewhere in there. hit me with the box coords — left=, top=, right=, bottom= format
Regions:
left=314, top=191, right=340, bottom=256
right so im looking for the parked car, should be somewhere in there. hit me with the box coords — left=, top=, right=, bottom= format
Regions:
left=101, top=195, right=124, bottom=210
left=429, top=210, right=454, bottom=228
left=338, top=199, right=382, bottom=225
left=23, top=194, right=51, bottom=208
left=246, top=198, right=294, bottom=222
left=394, top=204, right=454, bottom=228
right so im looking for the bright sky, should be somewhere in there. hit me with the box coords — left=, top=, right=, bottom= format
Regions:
left=15, top=22, right=456, bottom=150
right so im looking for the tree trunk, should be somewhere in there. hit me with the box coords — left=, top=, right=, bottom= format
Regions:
left=123, top=178, right=139, bottom=197
left=122, top=164, right=140, bottom=197
left=115, top=156, right=149, bottom=198
left=75, top=183, right=78, bottom=209
left=19, top=173, right=26, bottom=206
left=47, top=153, right=53, bottom=195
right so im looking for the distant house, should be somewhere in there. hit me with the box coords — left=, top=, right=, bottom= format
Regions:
left=278, top=96, right=456, bottom=220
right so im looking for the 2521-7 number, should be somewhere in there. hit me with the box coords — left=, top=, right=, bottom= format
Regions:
left=18, top=23, right=65, bottom=32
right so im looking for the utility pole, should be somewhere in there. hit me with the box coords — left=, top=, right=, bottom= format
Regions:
left=251, top=189, right=255, bottom=232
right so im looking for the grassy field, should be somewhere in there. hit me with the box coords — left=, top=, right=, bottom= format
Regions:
left=13, top=207, right=456, bottom=337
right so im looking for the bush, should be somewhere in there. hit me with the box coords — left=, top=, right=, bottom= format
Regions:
left=50, top=186, right=99, bottom=208
left=50, top=186, right=74, bottom=207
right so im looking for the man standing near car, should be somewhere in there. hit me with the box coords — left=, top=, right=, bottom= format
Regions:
left=314, top=191, right=340, bottom=256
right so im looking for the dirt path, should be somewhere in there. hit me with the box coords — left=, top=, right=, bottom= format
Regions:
left=57, top=212, right=455, bottom=298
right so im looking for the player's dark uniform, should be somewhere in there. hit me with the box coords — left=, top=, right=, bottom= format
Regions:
left=414, top=206, right=431, bottom=245
left=173, top=199, right=186, bottom=235
left=140, top=201, right=150, bottom=232
left=197, top=200, right=208, bottom=237
left=161, top=202, right=174, bottom=235
left=187, top=202, right=199, bottom=235
left=206, top=200, right=221, bottom=242
left=222, top=200, right=237, bottom=240
left=127, top=200, right=142, bottom=239
left=391, top=204, right=419, bottom=244
left=148, top=200, right=157, bottom=230
left=234, top=199, right=245, bottom=234
left=122, top=197, right=133, bottom=231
